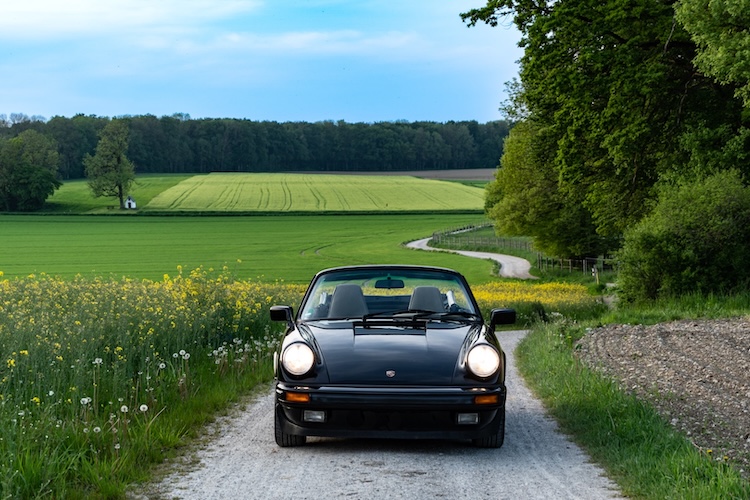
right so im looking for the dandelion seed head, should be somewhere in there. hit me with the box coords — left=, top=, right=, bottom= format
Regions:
left=139, top=404, right=148, bottom=412
left=120, top=405, right=128, bottom=413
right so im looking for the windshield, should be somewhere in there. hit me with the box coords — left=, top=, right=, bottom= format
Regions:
left=299, top=268, right=479, bottom=320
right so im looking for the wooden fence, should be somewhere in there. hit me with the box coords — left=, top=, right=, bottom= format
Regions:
left=430, top=225, right=534, bottom=252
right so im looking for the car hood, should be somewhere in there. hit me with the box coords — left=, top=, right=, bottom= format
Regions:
left=306, top=322, right=476, bottom=385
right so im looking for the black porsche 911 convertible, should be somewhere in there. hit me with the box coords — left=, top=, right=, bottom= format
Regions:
left=269, top=265, right=516, bottom=448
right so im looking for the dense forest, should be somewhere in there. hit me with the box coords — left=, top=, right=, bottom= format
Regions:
left=0, top=114, right=510, bottom=180
left=466, top=0, right=750, bottom=300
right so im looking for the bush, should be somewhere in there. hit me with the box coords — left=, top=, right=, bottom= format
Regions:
left=617, top=170, right=750, bottom=301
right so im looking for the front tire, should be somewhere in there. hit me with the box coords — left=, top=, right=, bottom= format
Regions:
left=275, top=405, right=306, bottom=447
left=472, top=408, right=505, bottom=448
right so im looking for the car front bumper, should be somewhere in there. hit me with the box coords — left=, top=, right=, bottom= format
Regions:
left=275, top=381, right=506, bottom=441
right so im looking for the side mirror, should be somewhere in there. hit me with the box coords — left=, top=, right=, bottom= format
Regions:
left=489, top=308, right=516, bottom=329
left=270, top=305, right=294, bottom=323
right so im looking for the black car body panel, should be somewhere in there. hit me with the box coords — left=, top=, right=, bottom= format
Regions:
left=270, top=265, right=515, bottom=447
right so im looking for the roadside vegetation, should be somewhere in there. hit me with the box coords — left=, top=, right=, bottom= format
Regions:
left=428, top=227, right=750, bottom=498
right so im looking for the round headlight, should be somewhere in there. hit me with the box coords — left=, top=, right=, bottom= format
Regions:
left=466, top=344, right=500, bottom=378
left=281, top=343, right=315, bottom=376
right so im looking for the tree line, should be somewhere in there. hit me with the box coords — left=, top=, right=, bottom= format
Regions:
left=0, top=114, right=510, bottom=181
left=466, top=0, right=750, bottom=301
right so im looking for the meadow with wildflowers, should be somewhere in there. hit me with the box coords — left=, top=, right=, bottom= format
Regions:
left=0, top=267, right=305, bottom=497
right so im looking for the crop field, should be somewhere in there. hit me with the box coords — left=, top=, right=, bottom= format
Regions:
left=144, top=173, right=485, bottom=212
left=0, top=214, right=496, bottom=283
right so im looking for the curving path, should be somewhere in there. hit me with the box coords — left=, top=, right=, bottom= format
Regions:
left=405, top=237, right=537, bottom=279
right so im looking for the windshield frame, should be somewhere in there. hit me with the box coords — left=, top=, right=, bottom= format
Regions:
left=296, top=265, right=482, bottom=323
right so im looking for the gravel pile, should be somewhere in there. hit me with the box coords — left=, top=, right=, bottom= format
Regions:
left=576, top=317, right=750, bottom=477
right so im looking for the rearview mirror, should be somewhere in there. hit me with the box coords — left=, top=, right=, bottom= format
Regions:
left=375, top=278, right=404, bottom=289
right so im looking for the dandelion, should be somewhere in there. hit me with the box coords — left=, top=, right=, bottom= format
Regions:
left=182, top=352, right=190, bottom=360
left=48, top=391, right=54, bottom=397
left=114, top=443, right=121, bottom=450
left=139, top=404, right=148, bottom=412
left=31, top=397, right=40, bottom=406
left=179, top=349, right=186, bottom=356
left=81, top=397, right=92, bottom=405
left=93, top=358, right=103, bottom=365
left=159, top=362, right=166, bottom=369
left=120, top=405, right=128, bottom=413
left=93, top=427, right=101, bottom=433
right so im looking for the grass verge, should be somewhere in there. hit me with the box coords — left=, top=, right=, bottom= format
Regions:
left=516, top=318, right=750, bottom=499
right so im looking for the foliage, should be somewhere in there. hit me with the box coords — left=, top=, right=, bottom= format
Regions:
left=465, top=0, right=749, bottom=260
left=84, top=120, right=136, bottom=209
left=484, top=120, right=613, bottom=257
left=0, top=268, right=305, bottom=497
left=617, top=170, right=750, bottom=301
left=676, top=0, right=750, bottom=108
left=0, top=129, right=61, bottom=211
left=1, top=114, right=511, bottom=179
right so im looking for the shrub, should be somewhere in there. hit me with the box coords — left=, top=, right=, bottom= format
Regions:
left=617, top=170, right=750, bottom=301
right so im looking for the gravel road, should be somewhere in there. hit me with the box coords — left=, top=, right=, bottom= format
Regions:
left=405, top=238, right=536, bottom=280
left=139, top=330, right=623, bottom=500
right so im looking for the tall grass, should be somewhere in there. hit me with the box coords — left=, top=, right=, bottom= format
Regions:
left=0, top=268, right=305, bottom=498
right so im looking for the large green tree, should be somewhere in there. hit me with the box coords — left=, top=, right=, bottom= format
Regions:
left=485, top=120, right=616, bottom=257
left=84, top=120, right=135, bottom=209
left=464, top=0, right=745, bottom=252
left=676, top=0, right=750, bottom=108
left=0, top=130, right=61, bottom=211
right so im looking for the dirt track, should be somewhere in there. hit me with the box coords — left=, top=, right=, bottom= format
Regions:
left=405, top=237, right=536, bottom=280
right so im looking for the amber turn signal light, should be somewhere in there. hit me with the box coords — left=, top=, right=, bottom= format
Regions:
left=285, top=392, right=311, bottom=403
left=474, top=394, right=499, bottom=405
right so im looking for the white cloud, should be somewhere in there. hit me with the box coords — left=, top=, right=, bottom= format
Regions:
left=0, top=0, right=262, bottom=39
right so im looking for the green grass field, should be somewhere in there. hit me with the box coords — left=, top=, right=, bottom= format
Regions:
left=0, top=214, right=495, bottom=283
left=144, top=173, right=485, bottom=212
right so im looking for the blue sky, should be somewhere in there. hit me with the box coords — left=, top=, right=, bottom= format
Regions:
left=1, top=1, right=522, bottom=123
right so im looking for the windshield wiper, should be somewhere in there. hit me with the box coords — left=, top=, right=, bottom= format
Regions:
left=362, top=310, right=480, bottom=322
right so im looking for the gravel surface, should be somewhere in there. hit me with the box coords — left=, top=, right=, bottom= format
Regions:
left=405, top=238, right=536, bottom=280
left=135, top=330, right=624, bottom=499
left=576, top=317, right=750, bottom=477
